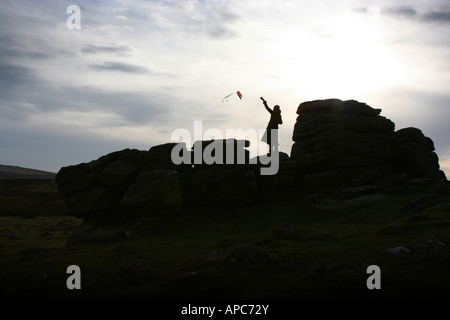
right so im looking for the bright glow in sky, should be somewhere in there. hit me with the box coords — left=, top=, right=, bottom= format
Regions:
left=0, top=0, right=449, bottom=177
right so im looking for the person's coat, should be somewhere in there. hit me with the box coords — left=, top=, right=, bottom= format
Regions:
left=262, top=105, right=282, bottom=144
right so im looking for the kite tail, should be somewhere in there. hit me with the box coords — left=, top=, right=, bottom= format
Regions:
left=222, top=92, right=235, bottom=103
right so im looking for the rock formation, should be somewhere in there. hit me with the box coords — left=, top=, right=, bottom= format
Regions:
left=56, top=139, right=295, bottom=220
left=392, top=127, right=444, bottom=180
left=56, top=98, right=447, bottom=222
left=291, top=99, right=446, bottom=191
left=56, top=149, right=147, bottom=218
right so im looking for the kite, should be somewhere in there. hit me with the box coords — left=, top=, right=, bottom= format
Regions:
left=222, top=91, right=243, bottom=103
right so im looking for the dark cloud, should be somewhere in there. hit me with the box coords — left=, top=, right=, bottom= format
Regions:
left=122, top=0, right=241, bottom=40
left=4, top=82, right=175, bottom=126
left=196, top=4, right=241, bottom=39
left=0, top=60, right=173, bottom=126
left=0, top=63, right=39, bottom=88
left=422, top=11, right=450, bottom=23
left=0, top=60, right=43, bottom=123
left=81, top=44, right=135, bottom=54
left=0, top=59, right=200, bottom=132
left=0, top=29, right=76, bottom=63
left=0, top=48, right=52, bottom=60
left=354, top=5, right=450, bottom=24
left=352, top=7, right=364, bottom=14
left=73, top=87, right=173, bottom=125
left=383, top=6, right=417, bottom=18
left=353, top=6, right=417, bottom=18
left=0, top=75, right=229, bottom=172
left=90, top=61, right=150, bottom=74
left=206, top=26, right=238, bottom=39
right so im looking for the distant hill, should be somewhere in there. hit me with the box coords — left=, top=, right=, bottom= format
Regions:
left=0, top=164, right=56, bottom=180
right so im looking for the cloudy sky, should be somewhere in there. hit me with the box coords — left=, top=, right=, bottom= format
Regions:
left=1, top=0, right=449, bottom=177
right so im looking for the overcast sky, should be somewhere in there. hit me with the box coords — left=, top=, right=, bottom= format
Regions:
left=1, top=0, right=449, bottom=177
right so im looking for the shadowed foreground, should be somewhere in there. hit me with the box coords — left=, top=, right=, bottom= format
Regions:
left=1, top=181, right=450, bottom=300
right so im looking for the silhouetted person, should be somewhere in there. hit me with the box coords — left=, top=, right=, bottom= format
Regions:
left=261, top=97, right=282, bottom=155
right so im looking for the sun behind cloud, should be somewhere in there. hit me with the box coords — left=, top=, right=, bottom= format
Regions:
left=273, top=9, right=403, bottom=100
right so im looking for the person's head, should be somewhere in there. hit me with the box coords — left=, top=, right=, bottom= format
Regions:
left=274, top=105, right=281, bottom=112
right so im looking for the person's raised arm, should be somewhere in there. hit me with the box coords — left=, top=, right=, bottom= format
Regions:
left=260, top=97, right=272, bottom=114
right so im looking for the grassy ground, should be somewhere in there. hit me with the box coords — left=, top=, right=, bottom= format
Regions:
left=0, top=179, right=68, bottom=217
left=1, top=180, right=450, bottom=300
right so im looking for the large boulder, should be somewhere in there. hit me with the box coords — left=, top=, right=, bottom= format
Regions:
left=295, top=99, right=382, bottom=117
left=290, top=99, right=446, bottom=191
left=392, top=127, right=446, bottom=181
left=191, top=139, right=251, bottom=166
left=55, top=162, right=99, bottom=198
left=188, top=139, right=258, bottom=207
left=65, top=187, right=116, bottom=218
left=291, top=99, right=396, bottom=191
left=190, top=164, right=257, bottom=207
left=56, top=148, right=146, bottom=196
left=100, top=160, right=141, bottom=188
left=56, top=149, right=147, bottom=217
left=141, top=142, right=191, bottom=172
left=121, top=170, right=185, bottom=216
left=253, top=152, right=296, bottom=198
left=121, top=143, right=191, bottom=216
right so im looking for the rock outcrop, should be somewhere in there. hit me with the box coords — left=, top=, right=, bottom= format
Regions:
left=56, top=98, right=448, bottom=223
left=188, top=139, right=256, bottom=207
left=392, top=127, right=444, bottom=181
left=56, top=139, right=295, bottom=220
left=56, top=149, right=147, bottom=218
left=291, top=99, right=446, bottom=191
